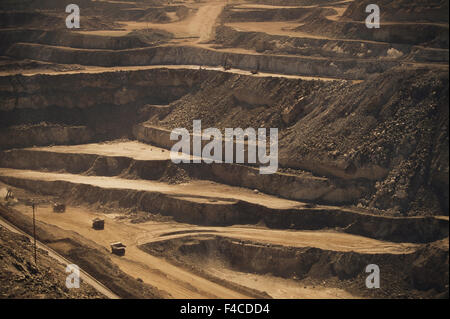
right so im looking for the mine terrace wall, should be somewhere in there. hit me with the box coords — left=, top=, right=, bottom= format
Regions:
left=0, top=175, right=447, bottom=243
left=140, top=234, right=449, bottom=293
left=6, top=43, right=399, bottom=80
left=0, top=68, right=209, bottom=146
left=0, top=68, right=207, bottom=112
left=0, top=125, right=95, bottom=150
left=214, top=26, right=449, bottom=63
left=134, top=124, right=388, bottom=184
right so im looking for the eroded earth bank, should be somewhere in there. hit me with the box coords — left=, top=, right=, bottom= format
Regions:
left=0, top=0, right=448, bottom=299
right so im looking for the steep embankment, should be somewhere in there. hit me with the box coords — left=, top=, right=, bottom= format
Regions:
left=0, top=204, right=167, bottom=299
left=0, top=66, right=447, bottom=217
left=279, top=68, right=449, bottom=216
left=0, top=168, right=448, bottom=243
left=149, top=67, right=449, bottom=217
left=296, top=0, right=449, bottom=48
left=5, top=43, right=398, bottom=79
left=141, top=234, right=449, bottom=298
left=0, top=68, right=209, bottom=148
left=0, top=29, right=172, bottom=54
left=0, top=223, right=105, bottom=298
left=0, top=142, right=368, bottom=205
left=213, top=25, right=449, bottom=63
left=220, top=6, right=336, bottom=23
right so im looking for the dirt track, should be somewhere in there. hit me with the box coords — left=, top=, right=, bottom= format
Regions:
left=0, top=215, right=119, bottom=299
left=10, top=202, right=419, bottom=298
left=0, top=0, right=448, bottom=300
left=117, top=0, right=226, bottom=43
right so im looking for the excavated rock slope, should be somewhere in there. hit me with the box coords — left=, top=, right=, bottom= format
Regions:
left=0, top=225, right=103, bottom=298
left=0, top=0, right=448, bottom=299
left=343, top=0, right=449, bottom=23
left=141, top=234, right=449, bottom=298
left=0, top=65, right=448, bottom=216
left=149, top=67, right=449, bottom=217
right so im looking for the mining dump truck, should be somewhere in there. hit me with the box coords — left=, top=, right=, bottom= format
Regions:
left=92, top=218, right=105, bottom=230
left=110, top=242, right=126, bottom=256
left=53, top=203, right=66, bottom=213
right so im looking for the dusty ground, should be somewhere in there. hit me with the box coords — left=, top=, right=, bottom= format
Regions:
left=0, top=175, right=447, bottom=299
left=0, top=223, right=105, bottom=298
left=0, top=0, right=448, bottom=299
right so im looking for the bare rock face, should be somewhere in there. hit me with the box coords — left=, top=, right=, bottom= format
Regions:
left=0, top=64, right=447, bottom=217
left=410, top=240, right=449, bottom=292
left=0, top=226, right=103, bottom=298
left=343, top=0, right=449, bottom=24
left=142, top=235, right=449, bottom=298
left=294, top=0, right=449, bottom=49
left=279, top=68, right=449, bottom=216
left=0, top=0, right=447, bottom=301
left=154, top=66, right=448, bottom=216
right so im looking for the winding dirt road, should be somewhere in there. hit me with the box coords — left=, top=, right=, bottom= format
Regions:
left=189, top=1, right=226, bottom=42
left=5, top=201, right=421, bottom=299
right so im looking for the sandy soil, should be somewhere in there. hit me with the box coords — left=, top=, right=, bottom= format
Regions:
left=150, top=227, right=419, bottom=254
left=225, top=21, right=320, bottom=37
left=0, top=216, right=117, bottom=298
left=8, top=203, right=251, bottom=298
left=76, top=30, right=131, bottom=37
left=224, top=22, right=389, bottom=43
left=207, top=268, right=357, bottom=299
left=1, top=0, right=448, bottom=300
left=10, top=203, right=418, bottom=298
left=28, top=141, right=176, bottom=161
left=233, top=4, right=314, bottom=9
left=0, top=167, right=310, bottom=209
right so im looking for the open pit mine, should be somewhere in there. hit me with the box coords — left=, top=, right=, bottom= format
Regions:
left=0, top=0, right=448, bottom=300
